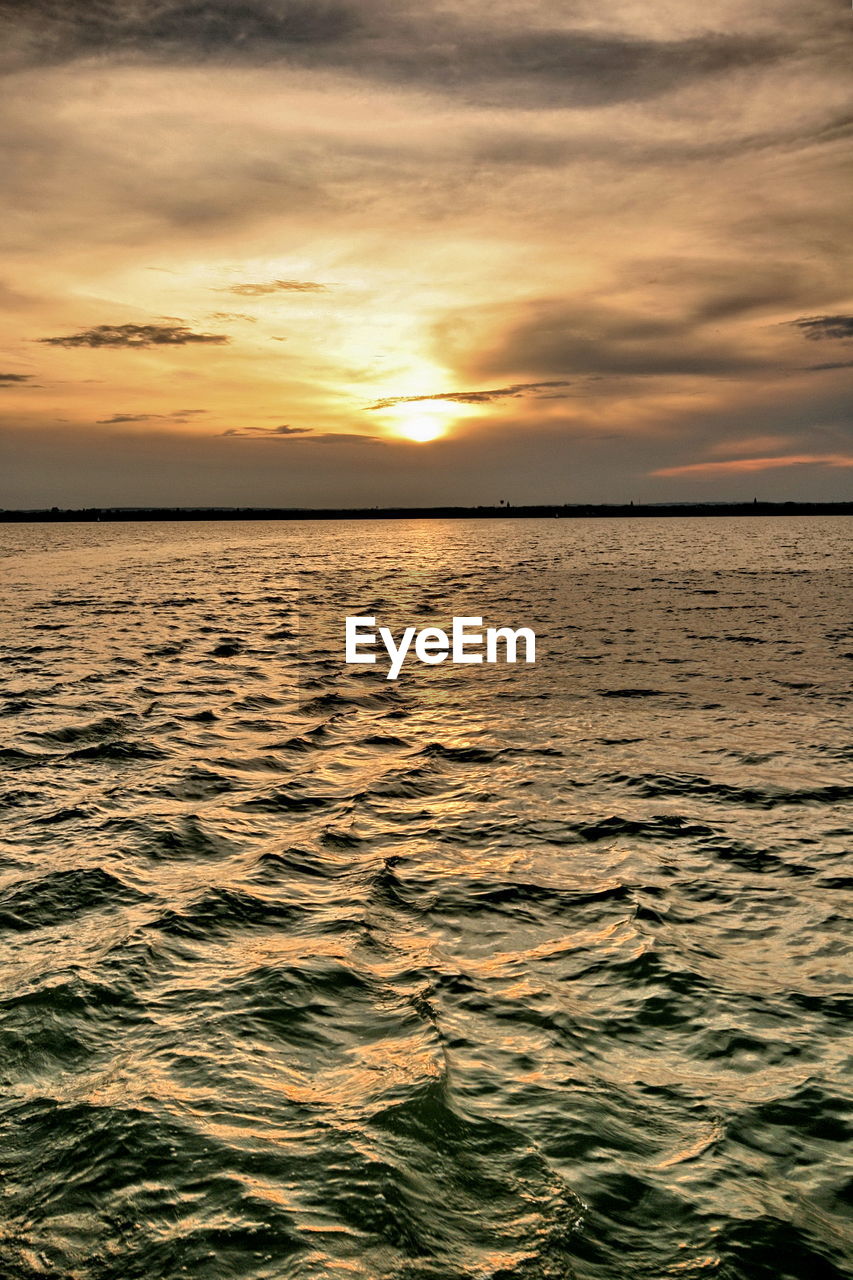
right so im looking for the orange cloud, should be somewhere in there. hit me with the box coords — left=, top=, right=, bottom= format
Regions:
left=652, top=454, right=853, bottom=477
left=705, top=435, right=794, bottom=457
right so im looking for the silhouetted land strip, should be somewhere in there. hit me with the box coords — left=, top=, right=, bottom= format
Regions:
left=2, top=501, right=851, bottom=522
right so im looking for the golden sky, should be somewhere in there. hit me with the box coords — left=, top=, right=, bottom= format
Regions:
left=1, top=0, right=851, bottom=506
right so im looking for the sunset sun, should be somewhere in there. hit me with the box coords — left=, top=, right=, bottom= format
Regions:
left=397, top=414, right=447, bottom=443
left=382, top=393, right=471, bottom=444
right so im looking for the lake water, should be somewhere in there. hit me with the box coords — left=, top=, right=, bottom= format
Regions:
left=0, top=518, right=851, bottom=1280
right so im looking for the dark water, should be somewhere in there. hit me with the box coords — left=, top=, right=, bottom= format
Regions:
left=0, top=518, right=851, bottom=1280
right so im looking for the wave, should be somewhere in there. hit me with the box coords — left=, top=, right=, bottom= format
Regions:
left=0, top=867, right=146, bottom=933
left=615, top=772, right=853, bottom=807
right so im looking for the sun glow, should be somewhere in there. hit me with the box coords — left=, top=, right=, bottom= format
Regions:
left=397, top=414, right=448, bottom=443
left=384, top=393, right=475, bottom=444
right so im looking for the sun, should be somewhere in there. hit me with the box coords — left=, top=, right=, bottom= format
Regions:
left=387, top=397, right=462, bottom=443
left=371, top=365, right=483, bottom=443
left=397, top=414, right=447, bottom=443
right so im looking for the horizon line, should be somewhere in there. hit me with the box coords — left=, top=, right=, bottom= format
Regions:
left=2, top=500, right=852, bottom=522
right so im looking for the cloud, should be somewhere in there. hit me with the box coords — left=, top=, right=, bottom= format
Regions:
left=470, top=109, right=853, bottom=169
left=209, top=310, right=257, bottom=322
left=652, top=454, right=853, bottom=477
left=310, top=431, right=382, bottom=445
left=0, top=3, right=786, bottom=110
left=365, top=380, right=572, bottom=410
left=98, top=413, right=160, bottom=423
left=0, top=372, right=32, bottom=384
left=396, top=28, right=784, bottom=110
left=97, top=409, right=208, bottom=423
left=40, top=323, right=228, bottom=348
left=0, top=0, right=358, bottom=72
left=462, top=298, right=765, bottom=381
left=222, top=423, right=312, bottom=437
left=790, top=315, right=853, bottom=341
left=222, top=424, right=381, bottom=443
left=706, top=435, right=796, bottom=457
left=223, top=280, right=328, bottom=296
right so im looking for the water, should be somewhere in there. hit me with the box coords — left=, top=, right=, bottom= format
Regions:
left=0, top=518, right=851, bottom=1280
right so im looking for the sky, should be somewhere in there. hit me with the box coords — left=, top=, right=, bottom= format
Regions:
left=1, top=0, right=851, bottom=508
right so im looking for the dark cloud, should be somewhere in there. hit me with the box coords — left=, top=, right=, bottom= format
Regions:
left=223, top=280, right=328, bottom=296
left=123, top=0, right=355, bottom=50
left=790, top=315, right=853, bottom=341
left=222, top=424, right=312, bottom=437
left=365, top=381, right=572, bottom=410
left=222, top=424, right=381, bottom=443
left=97, top=409, right=209, bottom=423
left=462, top=299, right=769, bottom=382
left=0, top=372, right=32, bottom=384
left=310, top=431, right=382, bottom=445
left=805, top=361, right=853, bottom=371
left=409, top=28, right=783, bottom=110
left=0, top=2, right=785, bottom=109
left=40, top=323, right=228, bottom=348
left=98, top=412, right=160, bottom=423
left=0, top=1, right=357, bottom=69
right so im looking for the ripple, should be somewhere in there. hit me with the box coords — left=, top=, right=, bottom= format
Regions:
left=0, top=868, right=147, bottom=933
left=0, top=520, right=849, bottom=1280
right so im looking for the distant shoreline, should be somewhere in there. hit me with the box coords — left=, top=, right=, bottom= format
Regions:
left=1, top=501, right=851, bottom=522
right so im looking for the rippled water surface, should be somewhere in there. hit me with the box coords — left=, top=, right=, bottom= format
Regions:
left=1, top=518, right=851, bottom=1280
